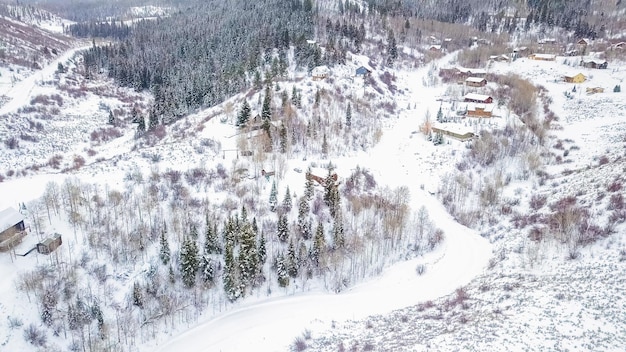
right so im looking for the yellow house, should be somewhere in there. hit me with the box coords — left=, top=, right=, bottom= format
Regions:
left=564, top=73, right=586, bottom=83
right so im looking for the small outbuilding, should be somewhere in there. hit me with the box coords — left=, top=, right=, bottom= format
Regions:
left=529, top=53, right=556, bottom=61
left=564, top=73, right=586, bottom=83
left=465, top=77, right=487, bottom=87
left=586, top=87, right=604, bottom=94
left=355, top=66, right=371, bottom=77
left=465, top=103, right=495, bottom=118
left=463, top=93, right=493, bottom=104
left=581, top=58, right=608, bottom=69
left=0, top=207, right=27, bottom=252
left=37, top=233, right=62, bottom=255
left=311, top=65, right=329, bottom=80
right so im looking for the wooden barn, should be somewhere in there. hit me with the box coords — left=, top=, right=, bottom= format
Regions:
left=0, top=207, right=27, bottom=252
left=463, top=93, right=493, bottom=104
left=564, top=73, right=586, bottom=83
left=465, top=77, right=487, bottom=87
left=37, top=233, right=62, bottom=255
left=311, top=65, right=329, bottom=80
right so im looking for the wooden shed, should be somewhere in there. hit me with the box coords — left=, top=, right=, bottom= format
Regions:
left=463, top=93, right=493, bottom=104
left=431, top=126, right=476, bottom=141
left=581, top=58, right=608, bottom=69
left=37, top=233, right=62, bottom=255
left=529, top=53, right=556, bottom=61
left=0, top=207, right=26, bottom=252
left=311, top=65, right=329, bottom=80
left=465, top=77, right=487, bottom=87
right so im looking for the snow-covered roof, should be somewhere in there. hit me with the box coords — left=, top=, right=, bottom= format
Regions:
left=531, top=53, right=556, bottom=60
left=431, top=122, right=474, bottom=135
left=0, top=207, right=24, bottom=233
left=465, top=77, right=486, bottom=83
left=463, top=93, right=491, bottom=101
left=312, top=65, right=329, bottom=76
left=429, top=45, right=442, bottom=50
left=467, top=103, right=495, bottom=112
left=581, top=58, right=607, bottom=64
left=306, top=40, right=317, bottom=45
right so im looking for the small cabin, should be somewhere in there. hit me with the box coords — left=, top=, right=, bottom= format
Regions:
left=0, top=207, right=27, bottom=252
left=463, top=93, right=493, bottom=104
left=431, top=126, right=476, bottom=141
left=466, top=103, right=494, bottom=118
left=465, top=77, right=487, bottom=87
left=577, top=38, right=590, bottom=46
left=586, top=87, right=604, bottom=95
left=311, top=65, right=329, bottom=80
left=564, top=73, right=586, bottom=83
left=489, top=54, right=510, bottom=62
left=37, top=233, right=62, bottom=255
left=581, top=58, right=608, bottom=69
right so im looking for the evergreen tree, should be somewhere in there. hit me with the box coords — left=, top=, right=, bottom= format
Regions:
left=280, top=89, right=289, bottom=107
left=332, top=209, right=345, bottom=249
left=436, top=105, right=443, bottom=123
left=262, top=85, right=272, bottom=122
left=205, top=217, right=222, bottom=254
left=168, top=264, right=175, bottom=283
left=314, top=89, right=321, bottom=107
left=322, top=133, right=329, bottom=156
left=223, top=240, right=241, bottom=301
left=180, top=237, right=199, bottom=288
left=276, top=253, right=290, bottom=287
left=159, top=226, right=171, bottom=265
left=189, top=224, right=198, bottom=240
left=237, top=100, right=251, bottom=127
left=291, top=86, right=299, bottom=107
left=269, top=180, right=278, bottom=208
left=277, top=214, right=289, bottom=242
left=346, top=102, right=352, bottom=128
left=137, top=115, right=146, bottom=134
left=312, top=222, right=325, bottom=267
left=281, top=186, right=292, bottom=211
left=615, top=85, right=621, bottom=93
left=287, top=239, right=299, bottom=278
left=148, top=110, right=158, bottom=130
left=279, top=123, right=287, bottom=153
left=239, top=221, right=259, bottom=290
left=199, top=253, right=215, bottom=285
left=108, top=110, right=115, bottom=125
left=304, top=167, right=314, bottom=200
left=387, top=30, right=398, bottom=63
left=323, top=168, right=335, bottom=207
left=132, top=282, right=143, bottom=308
left=258, top=231, right=267, bottom=266
left=297, top=196, right=311, bottom=239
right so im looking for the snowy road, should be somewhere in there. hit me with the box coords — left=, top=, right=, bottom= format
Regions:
left=0, top=45, right=90, bottom=116
left=155, top=56, right=492, bottom=352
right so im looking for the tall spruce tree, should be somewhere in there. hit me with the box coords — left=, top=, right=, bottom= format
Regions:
left=180, top=237, right=199, bottom=288
left=159, top=226, right=171, bottom=265
left=205, top=217, right=222, bottom=254
left=276, top=253, right=290, bottom=287
left=346, top=102, right=352, bottom=128
left=277, top=214, right=289, bottom=242
left=238, top=221, right=259, bottom=290
left=282, top=186, right=292, bottom=211
left=287, top=239, right=298, bottom=278
left=223, top=240, right=241, bottom=301
left=237, top=100, right=251, bottom=127
left=312, top=222, right=325, bottom=267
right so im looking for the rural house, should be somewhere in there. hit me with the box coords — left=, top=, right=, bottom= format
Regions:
left=581, top=58, right=608, bottom=69
left=577, top=38, right=590, bottom=46
left=464, top=103, right=495, bottom=118
left=586, top=87, right=604, bottom=94
left=465, top=77, right=487, bottom=87
left=489, top=54, right=510, bottom=62
left=0, top=207, right=27, bottom=252
left=463, top=93, right=493, bottom=104
left=431, top=125, right=476, bottom=141
left=311, top=65, right=329, bottom=80
left=563, top=73, right=586, bottom=83
left=529, top=53, right=556, bottom=61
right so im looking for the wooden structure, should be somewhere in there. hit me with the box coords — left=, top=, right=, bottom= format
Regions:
left=489, top=54, right=510, bottom=62
left=586, top=87, right=604, bottom=94
left=581, top=58, right=608, bottom=69
left=465, top=77, right=487, bottom=87
left=466, top=103, right=494, bottom=117
left=37, top=233, right=62, bottom=255
left=577, top=38, right=590, bottom=46
left=564, top=73, right=586, bottom=83
left=261, top=169, right=275, bottom=178
left=512, top=46, right=530, bottom=58
left=463, top=93, right=493, bottom=104
left=306, top=172, right=338, bottom=186
left=0, top=207, right=26, bottom=252
left=428, top=45, right=442, bottom=52
left=312, top=65, right=329, bottom=80
left=529, top=53, right=556, bottom=61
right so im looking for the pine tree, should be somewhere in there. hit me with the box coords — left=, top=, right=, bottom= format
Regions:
left=189, top=224, right=198, bottom=240
left=168, top=264, right=175, bottom=283
left=205, top=217, right=222, bottom=254
left=287, top=239, right=298, bottom=278
left=269, top=180, right=278, bottom=208
left=223, top=240, right=241, bottom=301
left=132, top=282, right=143, bottom=308
left=276, top=253, right=290, bottom=287
left=322, top=133, right=329, bottom=157
left=238, top=221, right=259, bottom=290
left=291, top=86, right=299, bottom=107
left=436, top=105, right=443, bottom=123
left=180, top=237, right=199, bottom=288
left=323, top=168, right=335, bottom=207
left=137, top=115, right=146, bottom=134
left=346, top=102, right=352, bottom=128
left=199, top=254, right=215, bottom=285
left=297, top=196, right=311, bottom=239
left=237, top=100, right=251, bottom=127
left=615, top=85, right=621, bottom=93
left=312, top=222, right=325, bottom=267
left=332, top=209, right=345, bottom=249
left=282, top=186, right=292, bottom=211
left=280, top=123, right=287, bottom=153
left=159, top=226, right=171, bottom=265
left=258, top=231, right=267, bottom=266
left=387, top=30, right=398, bottom=63
left=280, top=89, right=289, bottom=107
left=262, top=85, right=272, bottom=122
left=277, top=214, right=289, bottom=242
left=108, top=110, right=115, bottom=125
left=304, top=167, right=314, bottom=200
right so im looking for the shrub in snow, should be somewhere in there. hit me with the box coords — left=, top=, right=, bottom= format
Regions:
left=415, top=264, right=426, bottom=276
left=23, top=324, right=47, bottom=347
